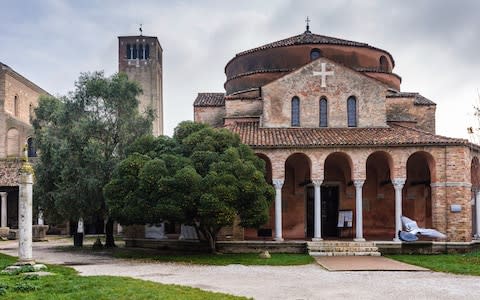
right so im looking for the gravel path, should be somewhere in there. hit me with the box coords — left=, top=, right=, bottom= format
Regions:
left=1, top=239, right=480, bottom=300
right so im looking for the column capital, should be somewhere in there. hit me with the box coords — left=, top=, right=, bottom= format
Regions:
left=353, top=179, right=365, bottom=188
left=0, top=192, right=7, bottom=198
left=392, top=178, right=406, bottom=189
left=272, top=179, right=284, bottom=189
left=312, top=179, right=323, bottom=187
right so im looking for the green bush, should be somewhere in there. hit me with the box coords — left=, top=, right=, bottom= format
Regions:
left=13, top=282, right=38, bottom=292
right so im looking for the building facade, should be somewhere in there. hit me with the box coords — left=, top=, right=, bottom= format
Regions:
left=0, top=62, right=48, bottom=232
left=118, top=35, right=164, bottom=136
left=194, top=29, right=480, bottom=243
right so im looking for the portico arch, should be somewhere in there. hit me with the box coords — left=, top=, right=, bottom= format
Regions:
left=322, top=152, right=353, bottom=238
left=405, top=151, right=434, bottom=228
left=364, top=151, right=395, bottom=239
left=283, top=153, right=311, bottom=239
left=256, top=153, right=272, bottom=184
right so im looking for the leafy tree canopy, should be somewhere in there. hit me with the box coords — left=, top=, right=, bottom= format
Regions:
left=33, top=71, right=153, bottom=246
left=105, top=121, right=274, bottom=251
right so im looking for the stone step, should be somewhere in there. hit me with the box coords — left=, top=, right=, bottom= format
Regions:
left=307, top=246, right=379, bottom=252
left=309, top=251, right=382, bottom=257
left=307, top=241, right=375, bottom=248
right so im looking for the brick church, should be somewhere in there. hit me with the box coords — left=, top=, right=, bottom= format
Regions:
left=194, top=25, right=480, bottom=243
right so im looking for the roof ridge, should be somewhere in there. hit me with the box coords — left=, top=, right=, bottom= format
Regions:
left=390, top=123, right=466, bottom=143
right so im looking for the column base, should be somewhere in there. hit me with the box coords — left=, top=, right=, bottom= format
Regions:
left=393, top=238, right=402, bottom=242
left=311, top=238, right=323, bottom=242
left=14, top=259, right=36, bottom=266
left=353, top=238, right=366, bottom=242
left=274, top=237, right=284, bottom=242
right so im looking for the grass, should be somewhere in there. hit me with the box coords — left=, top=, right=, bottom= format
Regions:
left=0, top=253, right=247, bottom=299
left=388, top=251, right=480, bottom=276
left=113, top=250, right=315, bottom=266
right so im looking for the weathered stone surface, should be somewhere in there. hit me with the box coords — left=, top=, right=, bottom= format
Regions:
left=32, top=225, right=49, bottom=242
left=259, top=250, right=271, bottom=259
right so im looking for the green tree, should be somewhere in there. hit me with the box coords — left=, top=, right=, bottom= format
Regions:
left=33, top=71, right=153, bottom=247
left=105, top=121, right=274, bottom=252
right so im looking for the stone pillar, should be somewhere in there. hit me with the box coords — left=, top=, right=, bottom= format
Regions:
left=37, top=209, right=44, bottom=226
left=0, top=192, right=7, bottom=228
left=273, top=179, right=284, bottom=241
left=312, top=179, right=323, bottom=241
left=392, top=178, right=406, bottom=242
left=354, top=180, right=365, bottom=242
left=18, top=170, right=34, bottom=264
left=476, top=191, right=480, bottom=239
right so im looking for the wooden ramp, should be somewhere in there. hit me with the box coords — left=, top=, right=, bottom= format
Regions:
left=314, top=256, right=429, bottom=271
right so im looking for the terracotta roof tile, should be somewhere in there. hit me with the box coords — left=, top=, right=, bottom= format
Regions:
left=387, top=92, right=436, bottom=106
left=228, top=122, right=465, bottom=148
left=194, top=93, right=225, bottom=107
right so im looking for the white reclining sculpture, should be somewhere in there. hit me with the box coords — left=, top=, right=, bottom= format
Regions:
left=398, top=216, right=447, bottom=242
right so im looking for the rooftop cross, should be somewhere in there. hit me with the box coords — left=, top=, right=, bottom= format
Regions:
left=313, top=63, right=334, bottom=88
left=139, top=24, right=143, bottom=36
left=305, top=16, right=311, bottom=33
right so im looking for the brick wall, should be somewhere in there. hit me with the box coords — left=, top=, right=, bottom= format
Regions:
left=262, top=58, right=388, bottom=128
left=194, top=106, right=226, bottom=127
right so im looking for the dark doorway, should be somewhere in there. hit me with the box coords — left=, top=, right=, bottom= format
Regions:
left=322, top=186, right=339, bottom=238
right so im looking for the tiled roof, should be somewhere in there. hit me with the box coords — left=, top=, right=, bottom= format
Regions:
left=386, top=92, right=436, bottom=106
left=234, top=31, right=394, bottom=66
left=194, top=93, right=225, bottom=107
left=228, top=122, right=465, bottom=148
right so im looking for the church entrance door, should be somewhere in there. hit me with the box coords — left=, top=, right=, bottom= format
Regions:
left=321, top=186, right=339, bottom=238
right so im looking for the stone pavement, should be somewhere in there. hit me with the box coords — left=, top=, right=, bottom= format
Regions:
left=314, top=256, right=428, bottom=271
left=1, top=238, right=480, bottom=299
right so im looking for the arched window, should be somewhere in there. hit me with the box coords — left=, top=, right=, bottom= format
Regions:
left=379, top=55, right=388, bottom=71
left=145, top=44, right=150, bottom=59
left=133, top=44, right=138, bottom=59
left=291, top=97, right=300, bottom=127
left=139, top=44, right=144, bottom=59
left=310, top=48, right=322, bottom=61
left=126, top=44, right=132, bottom=59
left=14, top=95, right=19, bottom=116
left=319, top=97, right=328, bottom=127
left=27, top=137, right=37, bottom=157
left=347, top=96, right=357, bottom=127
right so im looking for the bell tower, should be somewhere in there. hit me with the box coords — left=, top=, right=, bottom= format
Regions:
left=118, top=33, right=163, bottom=136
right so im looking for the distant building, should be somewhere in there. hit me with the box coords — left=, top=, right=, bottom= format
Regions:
left=118, top=35, right=164, bottom=136
left=194, top=27, right=480, bottom=243
left=0, top=62, right=49, bottom=231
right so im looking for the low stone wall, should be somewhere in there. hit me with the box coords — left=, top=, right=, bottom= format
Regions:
left=216, top=241, right=307, bottom=253
left=124, top=238, right=210, bottom=252
left=375, top=241, right=480, bottom=254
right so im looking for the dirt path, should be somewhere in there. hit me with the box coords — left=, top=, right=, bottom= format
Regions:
left=1, top=238, right=480, bottom=300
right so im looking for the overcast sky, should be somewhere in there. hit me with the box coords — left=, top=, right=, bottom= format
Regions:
left=1, top=0, right=479, bottom=139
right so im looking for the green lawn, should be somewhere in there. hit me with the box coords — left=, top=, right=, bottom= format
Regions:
left=388, top=251, right=480, bottom=276
left=113, top=250, right=314, bottom=266
left=0, top=253, right=247, bottom=300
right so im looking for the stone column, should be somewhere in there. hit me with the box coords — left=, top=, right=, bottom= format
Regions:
left=476, top=191, right=480, bottom=239
left=392, top=178, right=406, bottom=242
left=0, top=192, right=7, bottom=228
left=18, top=168, right=34, bottom=264
left=273, top=179, right=284, bottom=241
left=354, top=180, right=365, bottom=242
left=312, top=179, right=323, bottom=241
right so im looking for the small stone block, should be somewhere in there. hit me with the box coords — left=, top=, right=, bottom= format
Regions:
left=259, top=250, right=271, bottom=259
left=33, top=264, right=47, bottom=271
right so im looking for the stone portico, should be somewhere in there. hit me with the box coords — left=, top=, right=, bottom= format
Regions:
left=193, top=28, right=480, bottom=243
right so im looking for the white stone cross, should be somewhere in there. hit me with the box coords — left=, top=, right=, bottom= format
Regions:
left=313, top=62, right=334, bottom=88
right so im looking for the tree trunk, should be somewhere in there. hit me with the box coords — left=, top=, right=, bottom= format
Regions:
left=104, top=218, right=116, bottom=248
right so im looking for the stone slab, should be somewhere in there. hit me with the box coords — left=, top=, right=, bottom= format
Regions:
left=314, top=256, right=429, bottom=271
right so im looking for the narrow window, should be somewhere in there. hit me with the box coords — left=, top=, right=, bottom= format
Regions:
left=126, top=44, right=132, bottom=59
left=319, top=97, right=328, bottom=127
left=347, top=96, right=357, bottom=127
left=291, top=97, right=300, bottom=127
left=379, top=55, right=388, bottom=71
left=133, top=44, right=138, bottom=59
left=29, top=103, right=33, bottom=122
left=310, top=48, right=322, bottom=61
left=27, top=137, right=36, bottom=157
left=145, top=44, right=150, bottom=59
left=139, top=44, right=144, bottom=59
left=14, top=95, right=19, bottom=116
